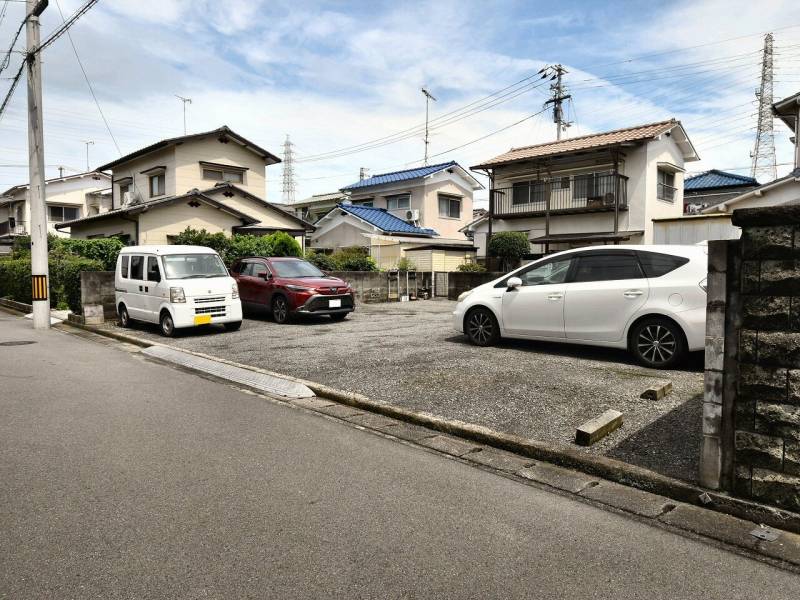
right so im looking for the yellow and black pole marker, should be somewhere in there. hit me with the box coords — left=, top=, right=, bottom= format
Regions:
left=31, top=274, right=48, bottom=301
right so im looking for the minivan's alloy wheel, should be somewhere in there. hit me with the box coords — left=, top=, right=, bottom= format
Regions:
left=118, top=305, right=130, bottom=328
left=160, top=311, right=176, bottom=337
left=631, top=318, right=684, bottom=369
left=272, top=296, right=290, bottom=324
left=466, top=308, right=500, bottom=347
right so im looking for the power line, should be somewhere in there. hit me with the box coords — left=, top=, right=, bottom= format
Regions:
left=35, top=0, right=99, bottom=55
left=53, top=0, right=122, bottom=155
left=0, top=62, right=23, bottom=124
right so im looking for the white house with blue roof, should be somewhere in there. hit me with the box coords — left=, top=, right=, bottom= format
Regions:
left=683, top=170, right=759, bottom=214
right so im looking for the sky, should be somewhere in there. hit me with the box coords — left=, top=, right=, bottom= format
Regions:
left=0, top=0, right=799, bottom=207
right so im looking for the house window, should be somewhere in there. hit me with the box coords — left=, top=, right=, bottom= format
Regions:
left=657, top=169, right=676, bottom=202
left=353, top=199, right=373, bottom=207
left=386, top=194, right=410, bottom=210
left=47, top=205, right=80, bottom=222
left=438, top=194, right=461, bottom=219
left=149, top=172, right=165, bottom=197
left=202, top=168, right=244, bottom=184
left=512, top=181, right=545, bottom=205
left=119, top=183, right=130, bottom=199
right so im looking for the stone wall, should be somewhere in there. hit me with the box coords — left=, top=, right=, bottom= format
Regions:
left=447, top=272, right=504, bottom=300
left=704, top=205, right=800, bottom=512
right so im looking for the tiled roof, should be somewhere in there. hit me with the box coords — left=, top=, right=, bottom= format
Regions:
left=684, top=169, right=758, bottom=191
left=471, top=120, right=679, bottom=169
left=336, top=204, right=437, bottom=235
left=341, top=161, right=459, bottom=191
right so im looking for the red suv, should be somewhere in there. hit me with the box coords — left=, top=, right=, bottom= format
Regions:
left=230, top=256, right=355, bottom=323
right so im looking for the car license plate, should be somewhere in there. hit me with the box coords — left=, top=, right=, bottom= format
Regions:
left=329, top=299, right=342, bottom=308
left=194, top=314, right=212, bottom=325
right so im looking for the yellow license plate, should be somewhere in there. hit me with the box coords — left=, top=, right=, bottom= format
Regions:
left=194, top=314, right=212, bottom=325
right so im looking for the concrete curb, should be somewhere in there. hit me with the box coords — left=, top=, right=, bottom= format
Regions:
left=0, top=297, right=33, bottom=313
left=61, top=318, right=800, bottom=540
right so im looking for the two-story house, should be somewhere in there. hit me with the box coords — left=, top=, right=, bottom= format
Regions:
left=289, top=191, right=348, bottom=224
left=56, top=126, right=314, bottom=248
left=468, top=120, right=699, bottom=258
left=0, top=171, right=111, bottom=249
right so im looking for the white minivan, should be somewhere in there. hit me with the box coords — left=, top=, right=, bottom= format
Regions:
left=115, top=245, right=243, bottom=337
left=453, top=245, right=708, bottom=369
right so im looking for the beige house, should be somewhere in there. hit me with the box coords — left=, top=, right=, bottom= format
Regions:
left=56, top=126, right=314, bottom=248
left=469, top=120, right=699, bottom=257
left=0, top=171, right=110, bottom=246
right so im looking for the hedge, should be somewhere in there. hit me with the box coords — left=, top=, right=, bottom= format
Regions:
left=170, top=227, right=302, bottom=265
left=0, top=255, right=103, bottom=312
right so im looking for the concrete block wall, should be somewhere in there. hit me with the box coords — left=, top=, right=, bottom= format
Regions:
left=726, top=206, right=800, bottom=511
left=79, top=271, right=116, bottom=321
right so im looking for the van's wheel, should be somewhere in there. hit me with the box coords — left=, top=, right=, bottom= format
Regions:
left=159, top=311, right=176, bottom=337
left=630, top=317, right=685, bottom=369
left=465, top=307, right=500, bottom=347
left=272, top=296, right=291, bottom=324
left=224, top=321, right=242, bottom=332
left=118, top=304, right=130, bottom=328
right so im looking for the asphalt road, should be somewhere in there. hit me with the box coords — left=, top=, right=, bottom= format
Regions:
left=115, top=299, right=706, bottom=482
left=1, top=312, right=797, bottom=599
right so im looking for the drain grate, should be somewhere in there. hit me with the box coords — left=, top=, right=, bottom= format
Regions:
left=0, top=340, right=37, bottom=346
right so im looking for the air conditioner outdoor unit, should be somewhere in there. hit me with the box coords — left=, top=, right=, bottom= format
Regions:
left=405, top=209, right=420, bottom=222
left=124, top=191, right=143, bottom=206
left=122, top=191, right=132, bottom=205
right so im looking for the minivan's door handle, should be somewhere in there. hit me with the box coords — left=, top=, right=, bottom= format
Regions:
left=546, top=293, right=563, bottom=301
left=138, top=285, right=143, bottom=292
left=624, top=289, right=644, bottom=298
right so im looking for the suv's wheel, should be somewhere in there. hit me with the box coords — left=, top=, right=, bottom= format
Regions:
left=118, top=304, right=130, bottom=328
left=159, top=311, right=176, bottom=337
left=630, top=317, right=685, bottom=369
left=272, top=296, right=291, bottom=324
left=465, top=307, right=500, bottom=347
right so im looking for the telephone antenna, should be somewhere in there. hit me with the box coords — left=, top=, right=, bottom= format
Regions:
left=175, top=94, right=192, bottom=135
left=750, top=33, right=777, bottom=181
left=282, top=134, right=297, bottom=203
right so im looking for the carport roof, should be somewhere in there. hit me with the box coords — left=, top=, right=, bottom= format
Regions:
left=529, top=231, right=644, bottom=244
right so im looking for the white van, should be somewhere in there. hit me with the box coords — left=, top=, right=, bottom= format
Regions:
left=115, top=245, right=243, bottom=337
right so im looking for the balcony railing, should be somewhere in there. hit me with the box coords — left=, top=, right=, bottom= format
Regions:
left=0, top=220, right=25, bottom=236
left=491, top=172, right=628, bottom=218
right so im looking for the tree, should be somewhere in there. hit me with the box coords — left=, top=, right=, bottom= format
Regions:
left=488, top=231, right=529, bottom=271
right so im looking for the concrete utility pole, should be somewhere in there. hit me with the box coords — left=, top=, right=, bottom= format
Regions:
left=26, top=0, right=50, bottom=330
left=541, top=64, right=571, bottom=140
left=421, top=87, right=437, bottom=165
left=175, top=95, right=191, bottom=135
left=82, top=139, right=94, bottom=171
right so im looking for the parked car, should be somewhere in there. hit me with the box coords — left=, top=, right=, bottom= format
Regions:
left=115, top=245, right=243, bottom=337
left=230, top=256, right=355, bottom=323
left=453, top=245, right=707, bottom=368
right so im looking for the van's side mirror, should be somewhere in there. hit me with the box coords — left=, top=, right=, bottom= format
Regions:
left=258, top=271, right=269, bottom=280
left=507, top=276, right=522, bottom=290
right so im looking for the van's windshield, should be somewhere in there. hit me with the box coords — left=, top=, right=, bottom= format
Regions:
left=162, top=254, right=228, bottom=279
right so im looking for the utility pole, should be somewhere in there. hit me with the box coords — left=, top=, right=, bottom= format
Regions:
left=175, top=94, right=192, bottom=135
left=26, top=0, right=50, bottom=330
left=82, top=139, right=94, bottom=171
left=751, top=33, right=777, bottom=181
left=421, top=87, right=437, bottom=165
left=281, top=134, right=296, bottom=204
left=541, top=64, right=571, bottom=140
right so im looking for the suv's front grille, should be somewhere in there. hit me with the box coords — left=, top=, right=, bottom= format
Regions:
left=305, top=294, right=354, bottom=312
left=195, top=296, right=226, bottom=304
left=195, top=306, right=226, bottom=316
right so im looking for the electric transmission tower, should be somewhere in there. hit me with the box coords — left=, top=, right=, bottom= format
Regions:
left=541, top=64, right=571, bottom=140
left=281, top=134, right=297, bottom=203
left=751, top=33, right=777, bottom=182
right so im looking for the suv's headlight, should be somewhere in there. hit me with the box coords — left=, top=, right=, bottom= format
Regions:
left=232, top=282, right=239, bottom=299
left=457, top=290, right=473, bottom=302
left=170, top=287, right=186, bottom=303
left=286, top=284, right=314, bottom=292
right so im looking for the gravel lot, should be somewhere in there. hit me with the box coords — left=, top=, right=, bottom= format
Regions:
left=114, top=300, right=705, bottom=482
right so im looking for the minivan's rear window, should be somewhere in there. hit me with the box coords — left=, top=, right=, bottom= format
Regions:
left=637, top=251, right=690, bottom=278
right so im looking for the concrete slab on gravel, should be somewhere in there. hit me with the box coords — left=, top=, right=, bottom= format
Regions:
left=318, top=404, right=365, bottom=419
left=658, top=504, right=760, bottom=552
left=420, top=435, right=483, bottom=457
left=465, top=447, right=535, bottom=473
left=517, top=463, right=599, bottom=494
left=579, top=480, right=674, bottom=518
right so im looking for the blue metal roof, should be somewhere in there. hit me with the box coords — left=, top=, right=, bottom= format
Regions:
left=684, top=170, right=758, bottom=191
left=341, top=161, right=460, bottom=191
left=336, top=204, right=437, bottom=235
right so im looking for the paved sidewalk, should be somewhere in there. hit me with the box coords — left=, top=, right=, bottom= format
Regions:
left=1, top=312, right=798, bottom=599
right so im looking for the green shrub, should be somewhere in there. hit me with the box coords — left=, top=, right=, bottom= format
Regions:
left=330, top=247, right=378, bottom=271
left=170, top=227, right=301, bottom=265
left=266, top=231, right=302, bottom=257
left=488, top=231, right=529, bottom=271
left=171, top=227, right=230, bottom=256
left=0, top=258, right=33, bottom=304
left=53, top=238, right=124, bottom=270
left=396, top=257, right=416, bottom=272
left=305, top=250, right=337, bottom=271
left=0, top=255, right=103, bottom=311
left=226, top=234, right=273, bottom=264
left=457, top=262, right=486, bottom=272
